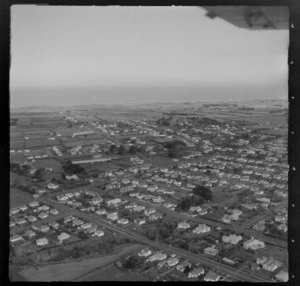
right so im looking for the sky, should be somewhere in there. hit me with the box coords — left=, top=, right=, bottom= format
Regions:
left=10, top=6, right=289, bottom=107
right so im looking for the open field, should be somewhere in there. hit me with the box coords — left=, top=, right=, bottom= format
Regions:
left=32, top=159, right=63, bottom=171
left=78, top=263, right=151, bottom=281
left=18, top=244, right=144, bottom=282
left=25, top=139, right=59, bottom=148
left=10, top=140, right=25, bottom=150
left=10, top=188, right=33, bottom=208
left=54, top=127, right=92, bottom=136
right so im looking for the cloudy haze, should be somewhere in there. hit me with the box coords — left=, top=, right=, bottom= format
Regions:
left=10, top=6, right=289, bottom=107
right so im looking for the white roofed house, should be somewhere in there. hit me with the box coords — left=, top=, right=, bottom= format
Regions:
left=125, top=202, right=137, bottom=209
left=25, top=230, right=36, bottom=238
left=107, top=212, right=118, bottom=221
left=134, top=218, right=146, bottom=225
left=144, top=208, right=156, bottom=216
left=36, top=237, right=49, bottom=246
left=188, top=267, right=205, bottom=278
left=148, top=212, right=163, bottom=221
left=166, top=257, right=179, bottom=267
left=38, top=212, right=48, bottom=219
left=176, top=260, right=192, bottom=272
left=275, top=270, right=289, bottom=282
left=204, top=245, right=219, bottom=256
left=133, top=205, right=146, bottom=212
left=193, top=224, right=211, bottom=234
left=222, top=234, right=243, bottom=245
left=81, top=222, right=92, bottom=230
left=147, top=252, right=167, bottom=262
left=243, top=237, right=265, bottom=250
left=87, top=225, right=98, bottom=234
left=28, top=201, right=39, bottom=208
left=106, top=198, right=122, bottom=207
left=277, top=223, right=287, bottom=232
left=117, top=218, right=129, bottom=225
left=138, top=248, right=152, bottom=257
left=65, top=174, right=79, bottom=180
left=57, top=232, right=70, bottom=242
left=10, top=235, right=23, bottom=243
left=262, top=258, right=282, bottom=272
left=40, top=225, right=50, bottom=232
left=93, top=229, right=104, bottom=237
left=177, top=221, right=190, bottom=229
left=27, top=215, right=37, bottom=222
left=47, top=183, right=59, bottom=190
left=50, top=208, right=59, bottom=215
left=204, top=271, right=222, bottom=282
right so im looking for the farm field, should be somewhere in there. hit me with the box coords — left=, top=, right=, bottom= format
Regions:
left=10, top=140, right=25, bottom=150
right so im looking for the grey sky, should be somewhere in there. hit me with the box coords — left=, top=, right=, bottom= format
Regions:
left=10, top=6, right=288, bottom=106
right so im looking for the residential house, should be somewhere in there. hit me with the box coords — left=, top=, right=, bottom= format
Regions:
left=204, top=271, right=222, bottom=282
left=10, top=235, right=23, bottom=243
left=147, top=252, right=167, bottom=262
left=243, top=238, right=265, bottom=250
left=144, top=208, right=156, bottom=216
left=176, top=260, right=192, bottom=272
left=81, top=223, right=92, bottom=230
left=28, top=201, right=39, bottom=208
left=134, top=218, right=146, bottom=225
left=36, top=237, right=49, bottom=246
left=38, top=212, right=48, bottom=219
left=275, top=270, right=288, bottom=282
left=50, top=208, right=59, bottom=215
left=40, top=225, right=50, bottom=232
left=149, top=213, right=163, bottom=221
left=262, top=258, right=282, bottom=272
left=27, top=215, right=37, bottom=222
left=204, top=245, right=219, bottom=256
left=49, top=221, right=59, bottom=228
left=167, top=257, right=179, bottom=267
left=188, top=267, right=205, bottom=278
left=117, top=218, right=129, bottom=225
left=138, top=248, right=152, bottom=257
left=107, top=212, right=118, bottom=221
left=25, top=230, right=36, bottom=238
left=222, top=234, right=243, bottom=245
left=193, top=224, right=211, bottom=234
left=177, top=222, right=190, bottom=229
left=57, top=232, right=70, bottom=242
left=93, top=229, right=104, bottom=237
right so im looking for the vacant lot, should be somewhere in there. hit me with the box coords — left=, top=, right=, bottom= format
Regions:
left=10, top=140, right=24, bottom=150
left=33, top=159, right=63, bottom=171
left=78, top=263, right=151, bottom=281
left=10, top=188, right=33, bottom=208
left=19, top=244, right=143, bottom=282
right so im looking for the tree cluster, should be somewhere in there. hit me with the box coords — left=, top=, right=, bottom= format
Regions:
left=177, top=195, right=205, bottom=211
left=193, top=185, right=213, bottom=201
left=62, top=161, right=85, bottom=175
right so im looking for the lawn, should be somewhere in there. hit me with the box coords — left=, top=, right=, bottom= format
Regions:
left=10, top=188, right=33, bottom=208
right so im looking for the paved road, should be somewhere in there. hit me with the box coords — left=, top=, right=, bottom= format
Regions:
left=45, top=198, right=270, bottom=282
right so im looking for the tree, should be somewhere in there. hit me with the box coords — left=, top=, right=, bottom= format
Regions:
left=109, top=144, right=116, bottom=153
left=118, top=144, right=125, bottom=155
left=62, top=161, right=85, bottom=174
left=122, top=256, right=139, bottom=269
left=193, top=185, right=212, bottom=201
left=129, top=145, right=137, bottom=154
